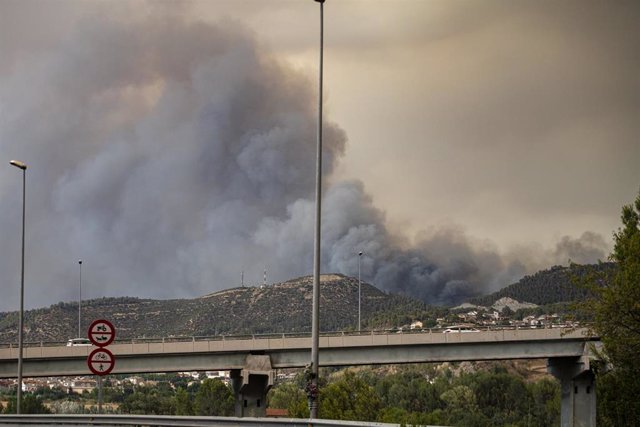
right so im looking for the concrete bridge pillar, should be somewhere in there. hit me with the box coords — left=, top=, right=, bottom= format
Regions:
left=230, top=354, right=274, bottom=417
left=548, top=354, right=596, bottom=427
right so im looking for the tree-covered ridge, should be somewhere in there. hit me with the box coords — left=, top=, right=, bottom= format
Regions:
left=0, top=274, right=436, bottom=343
left=1, top=263, right=619, bottom=344
left=468, top=263, right=616, bottom=307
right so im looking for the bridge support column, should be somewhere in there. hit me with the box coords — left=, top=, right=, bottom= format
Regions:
left=230, top=355, right=274, bottom=417
left=548, top=354, right=596, bottom=427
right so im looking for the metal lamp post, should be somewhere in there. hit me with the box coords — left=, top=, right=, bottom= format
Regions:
left=358, top=251, right=363, bottom=332
left=9, top=159, right=26, bottom=414
left=78, top=260, right=82, bottom=338
left=310, top=0, right=325, bottom=419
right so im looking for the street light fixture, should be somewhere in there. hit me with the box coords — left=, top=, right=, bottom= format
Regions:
left=9, top=159, right=26, bottom=414
left=310, top=0, right=325, bottom=420
left=358, top=251, right=363, bottom=332
left=78, top=260, right=83, bottom=338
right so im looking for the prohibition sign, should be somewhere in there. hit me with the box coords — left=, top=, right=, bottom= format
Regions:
left=88, top=348, right=115, bottom=376
left=88, top=319, right=116, bottom=347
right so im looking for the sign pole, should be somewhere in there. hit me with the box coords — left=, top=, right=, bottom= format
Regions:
left=97, top=375, right=103, bottom=414
left=86, top=318, right=116, bottom=412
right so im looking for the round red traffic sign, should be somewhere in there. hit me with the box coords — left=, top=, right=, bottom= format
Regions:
left=87, top=348, right=115, bottom=376
left=87, top=319, right=116, bottom=347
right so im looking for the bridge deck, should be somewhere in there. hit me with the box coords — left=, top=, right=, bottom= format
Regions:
left=0, top=328, right=597, bottom=378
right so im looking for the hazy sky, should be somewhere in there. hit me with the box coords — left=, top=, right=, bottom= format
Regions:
left=1, top=0, right=638, bottom=312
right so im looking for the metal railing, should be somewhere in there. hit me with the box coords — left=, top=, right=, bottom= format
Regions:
left=0, top=324, right=590, bottom=350
left=0, top=414, right=401, bottom=426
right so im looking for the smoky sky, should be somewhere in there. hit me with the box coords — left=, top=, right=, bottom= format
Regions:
left=0, top=1, right=630, bottom=312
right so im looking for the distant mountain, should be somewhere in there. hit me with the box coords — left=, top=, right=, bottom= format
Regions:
left=467, top=263, right=616, bottom=307
left=0, top=274, right=429, bottom=344
left=1, top=264, right=613, bottom=344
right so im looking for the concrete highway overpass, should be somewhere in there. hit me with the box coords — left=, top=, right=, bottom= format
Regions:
left=0, top=327, right=594, bottom=377
left=0, top=327, right=599, bottom=426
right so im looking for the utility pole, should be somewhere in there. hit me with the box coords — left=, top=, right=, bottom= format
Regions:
left=358, top=251, right=363, bottom=332
left=9, top=160, right=27, bottom=414
left=78, top=260, right=83, bottom=337
left=310, top=0, right=325, bottom=419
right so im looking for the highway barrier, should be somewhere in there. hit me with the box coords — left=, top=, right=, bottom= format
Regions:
left=0, top=414, right=402, bottom=426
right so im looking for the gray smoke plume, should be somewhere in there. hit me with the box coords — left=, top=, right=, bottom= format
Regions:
left=553, top=232, right=608, bottom=265
left=0, top=3, right=609, bottom=311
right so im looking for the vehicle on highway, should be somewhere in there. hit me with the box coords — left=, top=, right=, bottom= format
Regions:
left=66, top=338, right=92, bottom=346
left=443, top=326, right=480, bottom=333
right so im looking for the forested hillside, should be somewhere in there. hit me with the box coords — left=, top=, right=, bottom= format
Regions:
left=0, top=264, right=615, bottom=344
left=0, top=274, right=433, bottom=343
left=469, top=263, right=616, bottom=307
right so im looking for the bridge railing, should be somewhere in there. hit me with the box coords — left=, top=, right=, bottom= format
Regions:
left=0, top=414, right=400, bottom=426
left=0, top=323, right=589, bottom=349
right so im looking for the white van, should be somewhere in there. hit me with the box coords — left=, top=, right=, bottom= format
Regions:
left=66, top=338, right=92, bottom=346
left=443, top=326, right=480, bottom=333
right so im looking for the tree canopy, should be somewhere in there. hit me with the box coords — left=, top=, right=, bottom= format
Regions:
left=584, top=189, right=640, bottom=425
left=3, top=395, right=50, bottom=414
left=266, top=364, right=560, bottom=426
left=193, top=378, right=234, bottom=416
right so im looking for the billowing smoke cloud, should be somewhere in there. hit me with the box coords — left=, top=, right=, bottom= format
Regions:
left=553, top=232, right=608, bottom=265
left=0, top=3, right=610, bottom=311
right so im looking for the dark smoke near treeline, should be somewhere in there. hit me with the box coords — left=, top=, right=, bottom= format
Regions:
left=0, top=6, right=608, bottom=311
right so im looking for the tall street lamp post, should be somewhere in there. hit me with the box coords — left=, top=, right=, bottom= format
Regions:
left=9, top=159, right=27, bottom=414
left=78, top=260, right=82, bottom=338
left=310, top=0, right=325, bottom=419
left=358, top=251, right=363, bottom=332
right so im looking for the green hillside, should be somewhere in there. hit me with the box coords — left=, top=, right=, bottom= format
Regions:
left=468, top=263, right=616, bottom=307
left=0, top=274, right=431, bottom=343
left=1, top=263, right=613, bottom=344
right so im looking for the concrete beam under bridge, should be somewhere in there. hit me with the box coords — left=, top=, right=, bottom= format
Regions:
left=230, top=355, right=274, bottom=417
left=548, top=350, right=597, bottom=427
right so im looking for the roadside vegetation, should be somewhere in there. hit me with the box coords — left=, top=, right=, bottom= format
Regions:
left=575, top=189, right=640, bottom=426
left=0, top=363, right=559, bottom=426
left=271, top=363, right=560, bottom=426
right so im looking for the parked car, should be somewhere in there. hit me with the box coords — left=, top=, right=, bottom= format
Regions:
left=66, top=338, right=92, bottom=346
left=443, top=326, right=480, bottom=333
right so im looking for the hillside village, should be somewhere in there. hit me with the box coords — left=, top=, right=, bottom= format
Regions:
left=397, top=296, right=574, bottom=333
left=396, top=312, right=572, bottom=334
left=0, top=370, right=233, bottom=401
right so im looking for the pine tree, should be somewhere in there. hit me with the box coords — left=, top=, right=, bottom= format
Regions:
left=587, top=189, right=640, bottom=425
